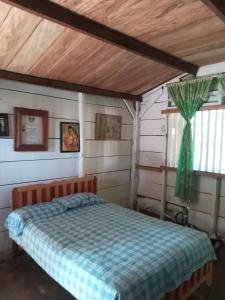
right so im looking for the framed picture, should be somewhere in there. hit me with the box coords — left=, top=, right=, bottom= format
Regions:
left=14, top=107, right=48, bottom=151
left=95, top=113, right=122, bottom=140
left=60, top=122, right=80, bottom=153
left=0, top=113, right=9, bottom=137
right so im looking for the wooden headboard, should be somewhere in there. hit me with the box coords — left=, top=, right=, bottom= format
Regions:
left=12, top=176, right=97, bottom=210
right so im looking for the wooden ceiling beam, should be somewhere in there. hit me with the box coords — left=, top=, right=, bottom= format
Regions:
left=0, top=70, right=142, bottom=101
left=2, top=0, right=198, bottom=75
left=201, top=0, right=225, bottom=22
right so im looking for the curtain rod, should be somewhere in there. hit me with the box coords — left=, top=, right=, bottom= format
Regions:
left=166, top=72, right=225, bottom=88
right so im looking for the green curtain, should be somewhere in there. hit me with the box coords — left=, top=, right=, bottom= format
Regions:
left=219, top=76, right=225, bottom=92
left=168, top=79, right=212, bottom=202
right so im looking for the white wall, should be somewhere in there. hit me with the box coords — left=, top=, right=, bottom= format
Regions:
left=84, top=94, right=132, bottom=207
left=0, top=79, right=81, bottom=259
left=138, top=65, right=225, bottom=237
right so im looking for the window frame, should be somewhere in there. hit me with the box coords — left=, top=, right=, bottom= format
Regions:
left=163, top=104, right=225, bottom=176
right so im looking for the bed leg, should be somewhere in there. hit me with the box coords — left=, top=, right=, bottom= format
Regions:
left=206, top=273, right=213, bottom=286
left=206, top=263, right=213, bottom=287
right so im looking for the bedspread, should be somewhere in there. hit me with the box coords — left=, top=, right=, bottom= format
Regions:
left=7, top=202, right=216, bottom=300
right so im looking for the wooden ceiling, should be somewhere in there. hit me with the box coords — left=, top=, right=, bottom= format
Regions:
left=0, top=0, right=225, bottom=99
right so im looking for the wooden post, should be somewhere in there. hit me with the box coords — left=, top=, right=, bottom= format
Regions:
left=123, top=100, right=140, bottom=210
left=160, top=114, right=169, bottom=219
left=209, top=177, right=221, bottom=238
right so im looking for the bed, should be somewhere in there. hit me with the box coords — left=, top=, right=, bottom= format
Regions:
left=5, top=176, right=216, bottom=300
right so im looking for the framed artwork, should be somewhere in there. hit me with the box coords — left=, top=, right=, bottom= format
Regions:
left=14, top=107, right=48, bottom=151
left=0, top=113, right=9, bottom=137
left=95, top=113, right=122, bottom=140
left=60, top=122, right=80, bottom=153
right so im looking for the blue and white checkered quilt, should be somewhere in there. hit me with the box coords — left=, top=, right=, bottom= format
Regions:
left=6, top=201, right=216, bottom=300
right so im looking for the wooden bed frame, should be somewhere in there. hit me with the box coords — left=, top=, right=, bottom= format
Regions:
left=11, top=175, right=213, bottom=300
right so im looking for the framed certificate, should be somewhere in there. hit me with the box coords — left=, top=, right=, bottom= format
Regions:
left=14, top=107, right=48, bottom=151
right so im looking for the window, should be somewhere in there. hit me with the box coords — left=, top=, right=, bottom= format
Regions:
left=167, top=109, right=225, bottom=174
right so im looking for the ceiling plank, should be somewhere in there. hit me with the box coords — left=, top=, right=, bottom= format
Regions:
left=0, top=70, right=142, bottom=101
left=201, top=0, right=225, bottom=22
left=2, top=0, right=198, bottom=75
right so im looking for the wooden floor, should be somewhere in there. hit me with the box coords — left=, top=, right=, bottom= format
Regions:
left=0, top=244, right=224, bottom=300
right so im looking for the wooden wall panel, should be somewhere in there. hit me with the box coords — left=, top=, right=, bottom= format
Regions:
left=85, top=156, right=131, bottom=175
left=0, top=208, right=10, bottom=231
left=0, top=88, right=79, bottom=120
left=98, top=184, right=130, bottom=207
left=0, top=139, right=78, bottom=162
left=142, top=87, right=169, bottom=104
left=0, top=159, right=79, bottom=186
left=0, top=79, right=79, bottom=100
left=140, top=136, right=166, bottom=153
left=140, top=119, right=166, bottom=136
left=167, top=171, right=215, bottom=194
left=139, top=169, right=162, bottom=185
left=0, top=81, right=133, bottom=259
left=219, top=179, right=225, bottom=217
left=138, top=73, right=225, bottom=237
left=139, top=151, right=165, bottom=168
left=85, top=122, right=132, bottom=140
left=85, top=103, right=133, bottom=124
left=138, top=171, right=163, bottom=201
left=219, top=198, right=225, bottom=217
left=84, top=94, right=132, bottom=207
left=141, top=102, right=167, bottom=121
left=96, top=170, right=130, bottom=190
left=218, top=217, right=225, bottom=236
left=138, top=186, right=162, bottom=201
left=0, top=79, right=80, bottom=259
left=0, top=231, right=12, bottom=256
left=0, top=186, right=12, bottom=208
left=166, top=186, right=212, bottom=214
left=85, top=140, right=132, bottom=157
left=137, top=196, right=161, bottom=212
left=138, top=169, right=214, bottom=215
left=85, top=94, right=127, bottom=108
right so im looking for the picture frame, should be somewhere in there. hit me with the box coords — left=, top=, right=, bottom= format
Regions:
left=0, top=113, right=9, bottom=137
left=14, top=107, right=48, bottom=151
left=95, top=113, right=122, bottom=140
left=60, top=122, right=80, bottom=153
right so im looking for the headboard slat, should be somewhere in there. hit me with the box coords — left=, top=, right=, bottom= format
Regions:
left=36, top=189, right=43, bottom=203
left=12, top=176, right=97, bottom=210
left=62, top=183, right=67, bottom=196
left=54, top=185, right=60, bottom=198
left=77, top=182, right=82, bottom=193
left=27, top=191, right=33, bottom=205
